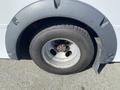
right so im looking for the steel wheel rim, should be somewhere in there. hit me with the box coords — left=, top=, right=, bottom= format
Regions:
left=42, top=38, right=81, bottom=69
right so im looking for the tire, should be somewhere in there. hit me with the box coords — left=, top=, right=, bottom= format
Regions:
left=29, top=25, right=95, bottom=74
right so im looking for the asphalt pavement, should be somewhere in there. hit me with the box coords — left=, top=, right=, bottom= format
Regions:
left=0, top=59, right=120, bottom=90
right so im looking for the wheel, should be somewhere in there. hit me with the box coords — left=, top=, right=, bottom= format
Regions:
left=29, top=25, right=95, bottom=74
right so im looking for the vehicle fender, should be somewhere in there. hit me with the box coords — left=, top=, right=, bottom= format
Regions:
left=6, top=0, right=117, bottom=71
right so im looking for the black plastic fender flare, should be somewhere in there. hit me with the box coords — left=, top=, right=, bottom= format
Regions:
left=6, top=0, right=117, bottom=71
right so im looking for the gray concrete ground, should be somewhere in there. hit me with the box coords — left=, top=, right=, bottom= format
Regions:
left=0, top=59, right=120, bottom=90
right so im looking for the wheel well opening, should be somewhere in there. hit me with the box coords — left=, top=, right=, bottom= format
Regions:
left=16, top=17, right=98, bottom=60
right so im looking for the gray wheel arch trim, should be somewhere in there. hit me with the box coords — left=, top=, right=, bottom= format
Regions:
left=6, top=0, right=117, bottom=71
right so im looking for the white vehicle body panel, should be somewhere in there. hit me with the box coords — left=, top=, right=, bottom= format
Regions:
left=0, top=0, right=120, bottom=62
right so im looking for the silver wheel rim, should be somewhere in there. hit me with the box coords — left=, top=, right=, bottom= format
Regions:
left=42, top=38, right=81, bottom=69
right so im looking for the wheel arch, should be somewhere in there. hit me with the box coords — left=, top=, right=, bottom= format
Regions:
left=6, top=0, right=117, bottom=71
left=16, top=17, right=98, bottom=60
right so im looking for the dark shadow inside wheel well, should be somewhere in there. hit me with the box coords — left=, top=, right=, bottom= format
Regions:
left=16, top=17, right=98, bottom=62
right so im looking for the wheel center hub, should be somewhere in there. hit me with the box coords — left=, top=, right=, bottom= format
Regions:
left=56, top=44, right=66, bottom=52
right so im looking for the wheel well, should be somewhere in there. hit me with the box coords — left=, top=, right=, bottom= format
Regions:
left=16, top=17, right=98, bottom=60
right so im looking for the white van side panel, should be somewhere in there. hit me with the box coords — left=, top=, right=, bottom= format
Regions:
left=113, top=26, right=120, bottom=62
left=0, top=0, right=120, bottom=62
left=0, top=25, right=8, bottom=58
